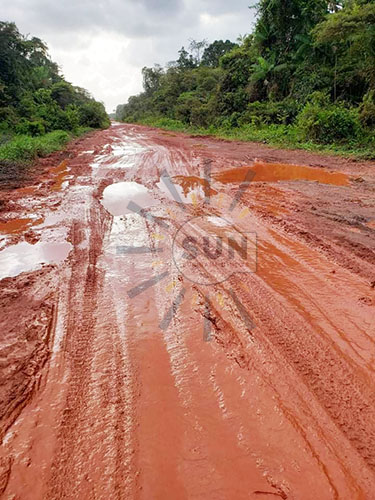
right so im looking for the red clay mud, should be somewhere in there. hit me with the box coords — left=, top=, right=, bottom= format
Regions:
left=0, top=123, right=375, bottom=499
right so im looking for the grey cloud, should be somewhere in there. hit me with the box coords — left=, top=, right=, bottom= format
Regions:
left=4, top=0, right=192, bottom=38
left=3, top=0, right=250, bottom=39
left=1, top=0, right=256, bottom=110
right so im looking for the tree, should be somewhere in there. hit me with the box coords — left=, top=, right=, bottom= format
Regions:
left=79, top=101, right=110, bottom=129
left=176, top=47, right=196, bottom=69
left=201, top=40, right=238, bottom=67
left=115, top=0, right=375, bottom=149
left=189, top=39, right=208, bottom=65
left=0, top=21, right=109, bottom=133
left=253, top=0, right=328, bottom=62
left=142, top=65, right=164, bottom=95
left=313, top=1, right=375, bottom=98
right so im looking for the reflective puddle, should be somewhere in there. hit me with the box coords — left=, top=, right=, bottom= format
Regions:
left=92, top=138, right=146, bottom=169
left=111, top=139, right=145, bottom=158
left=214, top=161, right=349, bottom=186
left=0, top=240, right=72, bottom=280
left=101, top=181, right=157, bottom=216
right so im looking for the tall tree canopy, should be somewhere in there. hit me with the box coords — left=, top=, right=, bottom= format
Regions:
left=116, top=0, right=375, bottom=147
left=0, top=21, right=109, bottom=134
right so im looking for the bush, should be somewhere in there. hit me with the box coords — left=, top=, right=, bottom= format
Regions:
left=297, top=100, right=361, bottom=144
left=174, top=92, right=196, bottom=123
left=15, top=119, right=45, bottom=136
left=239, top=99, right=300, bottom=126
left=359, top=91, right=375, bottom=128
left=53, top=105, right=80, bottom=131
left=173, top=91, right=214, bottom=127
left=142, top=116, right=186, bottom=131
left=79, top=101, right=110, bottom=129
left=190, top=103, right=213, bottom=127
left=0, top=106, right=19, bottom=131
left=226, top=112, right=242, bottom=128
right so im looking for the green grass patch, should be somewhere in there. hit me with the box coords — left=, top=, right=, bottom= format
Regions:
left=0, top=130, right=71, bottom=162
left=137, top=116, right=375, bottom=160
left=0, top=127, right=93, bottom=188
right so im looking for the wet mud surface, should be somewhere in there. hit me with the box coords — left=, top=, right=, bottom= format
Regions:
left=0, top=123, right=375, bottom=498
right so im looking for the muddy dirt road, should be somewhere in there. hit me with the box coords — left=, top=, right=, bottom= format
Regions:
left=0, top=123, right=375, bottom=499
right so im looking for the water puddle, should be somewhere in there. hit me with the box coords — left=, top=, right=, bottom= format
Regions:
left=101, top=181, right=157, bottom=216
left=0, top=217, right=43, bottom=236
left=0, top=240, right=72, bottom=280
left=41, top=213, right=64, bottom=228
left=50, top=160, right=71, bottom=191
left=111, top=139, right=145, bottom=158
left=105, top=214, right=153, bottom=260
left=50, top=160, right=68, bottom=174
left=214, top=161, right=349, bottom=186
left=92, top=138, right=146, bottom=169
left=173, top=175, right=217, bottom=197
left=157, top=175, right=217, bottom=205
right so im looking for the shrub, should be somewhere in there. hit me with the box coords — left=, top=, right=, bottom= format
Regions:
left=15, top=119, right=45, bottom=136
left=174, top=92, right=196, bottom=123
left=190, top=104, right=211, bottom=127
left=79, top=101, right=110, bottom=129
left=66, top=105, right=80, bottom=130
left=239, top=99, right=300, bottom=126
left=53, top=105, right=80, bottom=131
left=142, top=117, right=186, bottom=131
left=297, top=101, right=361, bottom=143
left=359, top=91, right=375, bottom=128
left=227, top=112, right=242, bottom=127
left=0, top=106, right=19, bottom=131
left=174, top=91, right=214, bottom=127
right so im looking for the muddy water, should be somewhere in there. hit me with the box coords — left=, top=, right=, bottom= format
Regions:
left=2, top=123, right=375, bottom=499
left=214, top=160, right=350, bottom=185
left=0, top=217, right=42, bottom=235
left=43, top=159, right=72, bottom=192
left=172, top=175, right=217, bottom=197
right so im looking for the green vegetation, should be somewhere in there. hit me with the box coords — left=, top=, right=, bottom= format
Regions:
left=0, top=129, right=86, bottom=162
left=116, top=0, right=375, bottom=158
left=0, top=21, right=110, bottom=165
left=137, top=115, right=374, bottom=158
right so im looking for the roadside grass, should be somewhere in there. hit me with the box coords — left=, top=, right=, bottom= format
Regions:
left=0, top=127, right=92, bottom=187
left=138, top=117, right=375, bottom=160
left=0, top=127, right=92, bottom=163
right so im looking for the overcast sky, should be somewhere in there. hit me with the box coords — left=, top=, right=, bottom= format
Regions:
left=2, top=1, right=257, bottom=112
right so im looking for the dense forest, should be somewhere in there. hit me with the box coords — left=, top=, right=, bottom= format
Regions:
left=116, top=0, right=375, bottom=155
left=0, top=21, right=109, bottom=164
